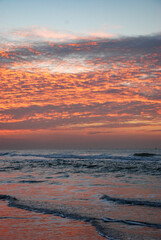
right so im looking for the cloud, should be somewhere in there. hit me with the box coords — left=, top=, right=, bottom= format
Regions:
left=1, top=27, right=116, bottom=45
left=11, top=27, right=78, bottom=42
left=1, top=32, right=161, bottom=77
left=0, top=28, right=161, bottom=133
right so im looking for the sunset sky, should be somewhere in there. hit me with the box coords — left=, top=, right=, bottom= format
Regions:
left=0, top=0, right=161, bottom=149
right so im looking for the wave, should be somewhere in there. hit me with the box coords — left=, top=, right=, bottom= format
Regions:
left=101, top=195, right=161, bottom=208
left=0, top=155, right=161, bottom=175
left=18, top=180, right=45, bottom=184
left=1, top=194, right=161, bottom=240
left=0, top=194, right=17, bottom=201
left=1, top=151, right=161, bottom=162
left=0, top=152, right=11, bottom=156
left=133, top=153, right=156, bottom=157
left=1, top=150, right=161, bottom=176
left=103, top=217, right=161, bottom=229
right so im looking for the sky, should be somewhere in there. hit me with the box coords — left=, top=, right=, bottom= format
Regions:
left=0, top=0, right=161, bottom=149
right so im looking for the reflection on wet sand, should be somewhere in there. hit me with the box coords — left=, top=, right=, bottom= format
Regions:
left=0, top=201, right=104, bottom=240
left=0, top=150, right=161, bottom=239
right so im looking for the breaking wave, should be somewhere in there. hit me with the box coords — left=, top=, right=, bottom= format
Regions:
left=1, top=194, right=161, bottom=240
left=101, top=195, right=161, bottom=208
left=0, top=150, right=161, bottom=161
left=1, top=150, right=161, bottom=176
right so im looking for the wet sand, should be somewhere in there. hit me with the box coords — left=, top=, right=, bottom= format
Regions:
left=0, top=149, right=161, bottom=239
left=0, top=201, right=105, bottom=240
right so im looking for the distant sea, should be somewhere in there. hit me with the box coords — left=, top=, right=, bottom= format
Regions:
left=0, top=149, right=161, bottom=240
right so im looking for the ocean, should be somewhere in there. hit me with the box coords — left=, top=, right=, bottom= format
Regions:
left=0, top=149, right=161, bottom=240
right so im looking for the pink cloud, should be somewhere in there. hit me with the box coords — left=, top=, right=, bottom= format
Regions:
left=88, top=31, right=116, bottom=38
left=9, top=27, right=115, bottom=42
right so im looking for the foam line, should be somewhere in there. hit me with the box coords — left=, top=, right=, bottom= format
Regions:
left=101, top=195, right=161, bottom=208
left=1, top=194, right=161, bottom=240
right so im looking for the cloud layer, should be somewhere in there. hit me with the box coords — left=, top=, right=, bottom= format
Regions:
left=0, top=28, right=161, bottom=141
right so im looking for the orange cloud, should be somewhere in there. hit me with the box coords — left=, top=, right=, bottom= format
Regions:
left=0, top=31, right=161, bottom=148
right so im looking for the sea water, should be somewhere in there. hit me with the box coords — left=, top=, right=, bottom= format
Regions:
left=0, top=149, right=161, bottom=240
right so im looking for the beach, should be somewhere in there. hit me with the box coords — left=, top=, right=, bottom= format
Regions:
left=0, top=149, right=161, bottom=239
